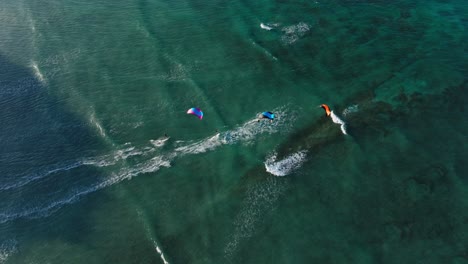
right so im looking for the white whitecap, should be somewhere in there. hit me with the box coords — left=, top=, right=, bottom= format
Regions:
left=260, top=23, right=273, bottom=30
left=154, top=244, right=170, bottom=264
left=0, top=107, right=297, bottom=223
left=175, top=133, right=222, bottom=155
left=177, top=106, right=295, bottom=154
left=265, top=151, right=307, bottom=176
left=30, top=61, right=45, bottom=84
left=0, top=144, right=153, bottom=191
left=224, top=177, right=287, bottom=258
left=342, top=104, right=359, bottom=116
left=0, top=239, right=17, bottom=263
left=0, top=154, right=172, bottom=224
left=330, top=111, right=347, bottom=135
left=281, top=22, right=310, bottom=44
left=89, top=112, right=108, bottom=139
left=150, top=137, right=169, bottom=148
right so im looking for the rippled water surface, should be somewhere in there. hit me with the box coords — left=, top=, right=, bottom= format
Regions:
left=0, top=0, right=467, bottom=263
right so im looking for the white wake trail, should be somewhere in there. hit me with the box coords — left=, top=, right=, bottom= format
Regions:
left=260, top=23, right=273, bottom=30
left=330, top=111, right=347, bottom=135
left=0, top=155, right=172, bottom=224
left=0, top=239, right=17, bottom=264
left=0, top=145, right=151, bottom=191
left=150, top=137, right=170, bottom=148
left=1, top=107, right=297, bottom=223
left=265, top=151, right=307, bottom=176
left=224, top=177, right=287, bottom=259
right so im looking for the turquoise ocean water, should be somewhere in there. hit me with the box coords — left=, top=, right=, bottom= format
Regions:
left=0, top=0, right=467, bottom=263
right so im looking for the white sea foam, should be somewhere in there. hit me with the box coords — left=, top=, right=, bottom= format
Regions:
left=0, top=146, right=147, bottom=191
left=173, top=117, right=272, bottom=155
left=89, top=112, right=107, bottom=139
left=176, top=107, right=295, bottom=156
left=281, top=22, right=310, bottom=44
left=260, top=22, right=280, bottom=31
left=155, top=245, right=170, bottom=264
left=225, top=108, right=294, bottom=142
left=264, top=151, right=307, bottom=176
left=1, top=108, right=296, bottom=223
left=25, top=49, right=82, bottom=86
left=176, top=107, right=295, bottom=154
left=30, top=61, right=45, bottom=84
left=0, top=155, right=172, bottom=224
left=1, top=149, right=188, bottom=220
left=260, top=23, right=273, bottom=30
left=342, top=104, right=359, bottom=116
left=113, top=146, right=147, bottom=160
left=224, top=177, right=287, bottom=258
left=0, top=239, right=17, bottom=264
left=330, top=111, right=347, bottom=135
left=175, top=133, right=222, bottom=155
left=2, top=164, right=76, bottom=191
left=150, top=137, right=170, bottom=148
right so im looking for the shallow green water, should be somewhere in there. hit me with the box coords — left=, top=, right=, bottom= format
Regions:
left=0, top=0, right=467, bottom=263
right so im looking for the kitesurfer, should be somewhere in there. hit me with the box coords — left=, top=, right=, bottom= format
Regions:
left=258, top=111, right=275, bottom=122
left=319, top=104, right=348, bottom=135
left=320, top=104, right=331, bottom=116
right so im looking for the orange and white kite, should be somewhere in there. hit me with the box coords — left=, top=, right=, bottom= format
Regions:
left=320, top=104, right=347, bottom=135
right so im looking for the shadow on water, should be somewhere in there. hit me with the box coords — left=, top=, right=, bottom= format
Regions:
left=229, top=75, right=468, bottom=263
left=0, top=53, right=128, bottom=262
